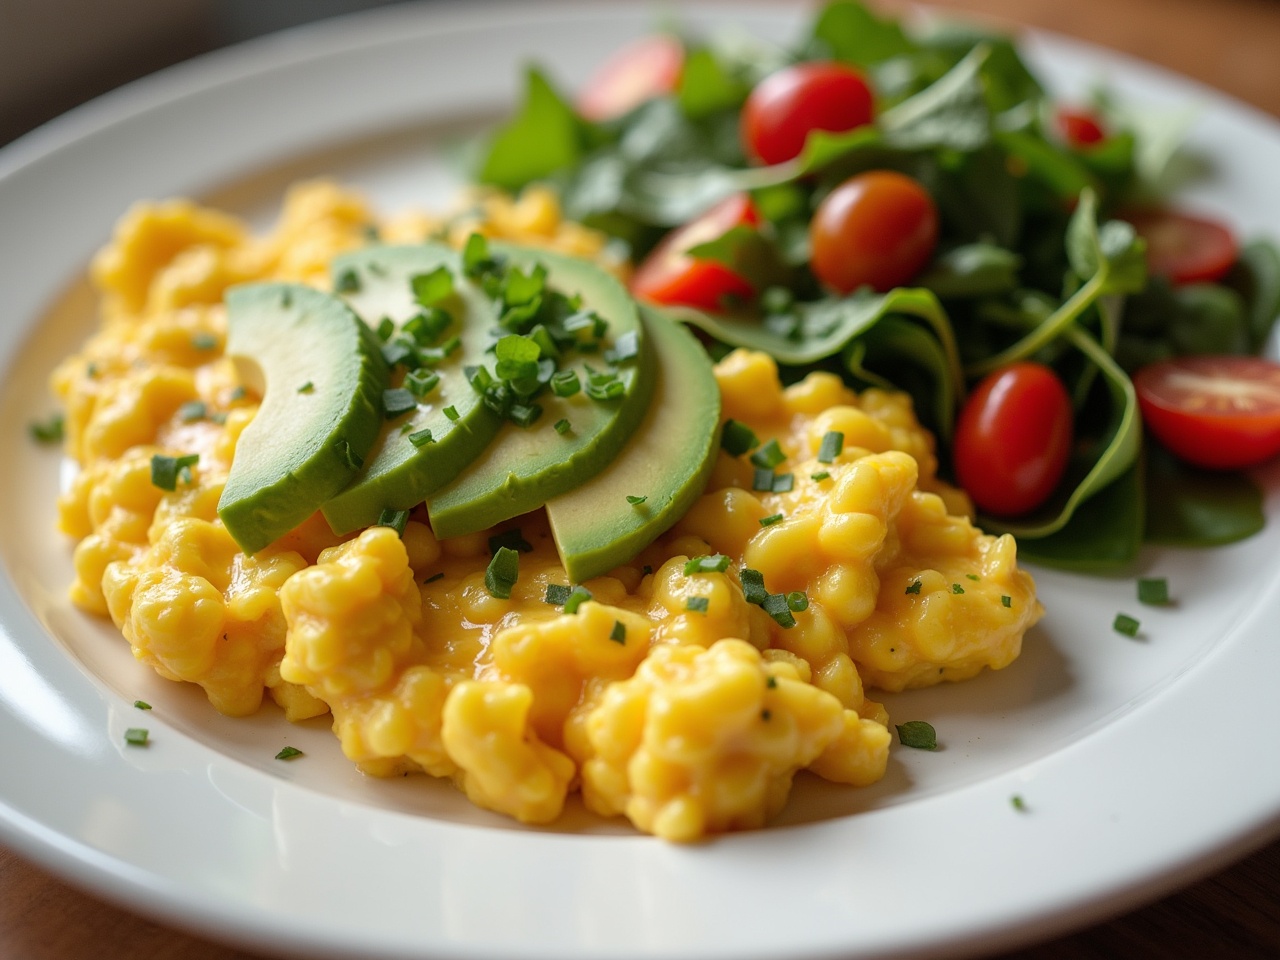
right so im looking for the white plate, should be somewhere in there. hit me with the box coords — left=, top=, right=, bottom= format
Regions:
left=2, top=3, right=1280, bottom=958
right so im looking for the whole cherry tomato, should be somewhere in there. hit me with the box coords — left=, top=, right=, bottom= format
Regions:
left=1055, top=106, right=1107, bottom=147
left=741, top=62, right=875, bottom=166
left=953, top=363, right=1074, bottom=516
left=1122, top=208, right=1239, bottom=286
left=809, top=171, right=939, bottom=294
left=576, top=35, right=684, bottom=122
left=630, top=194, right=761, bottom=311
left=1134, top=356, right=1280, bottom=469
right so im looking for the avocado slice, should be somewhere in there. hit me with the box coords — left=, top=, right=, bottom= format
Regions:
left=218, top=283, right=388, bottom=554
left=320, top=244, right=503, bottom=535
left=546, top=307, right=720, bottom=581
left=426, top=245, right=655, bottom=539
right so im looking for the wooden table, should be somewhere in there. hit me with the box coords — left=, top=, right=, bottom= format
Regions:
left=3, top=0, right=1279, bottom=957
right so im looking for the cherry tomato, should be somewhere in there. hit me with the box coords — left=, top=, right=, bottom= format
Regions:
left=1055, top=106, right=1107, bottom=147
left=577, top=35, right=684, bottom=122
left=741, top=62, right=875, bottom=166
left=809, top=171, right=939, bottom=294
left=1134, top=356, right=1280, bottom=469
left=1123, top=208, right=1239, bottom=286
left=630, top=194, right=761, bottom=311
left=953, top=363, right=1074, bottom=517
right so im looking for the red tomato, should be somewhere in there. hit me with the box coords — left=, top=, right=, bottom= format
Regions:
left=1134, top=356, right=1280, bottom=469
left=809, top=171, right=938, bottom=294
left=630, top=194, right=761, bottom=311
left=1055, top=106, right=1107, bottom=147
left=1123, top=209, right=1239, bottom=286
left=577, top=35, right=684, bottom=122
left=953, top=363, right=1074, bottom=516
left=741, top=62, right=875, bottom=166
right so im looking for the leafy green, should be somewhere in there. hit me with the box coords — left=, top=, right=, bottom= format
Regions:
left=1143, top=444, right=1265, bottom=547
left=478, top=68, right=589, bottom=192
left=810, top=0, right=913, bottom=66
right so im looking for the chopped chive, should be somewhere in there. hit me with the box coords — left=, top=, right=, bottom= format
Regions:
left=1113, top=613, right=1140, bottom=637
left=604, top=330, right=640, bottom=365
left=720, top=419, right=759, bottom=456
left=786, top=591, right=808, bottom=612
left=952, top=583, right=965, bottom=594
left=508, top=402, right=542, bottom=427
left=608, top=620, right=627, bottom=644
left=150, top=453, right=199, bottom=491
left=381, top=339, right=416, bottom=368
left=811, top=470, right=830, bottom=481
left=1137, top=577, right=1170, bottom=605
left=749, top=439, right=786, bottom=470
left=405, top=369, right=440, bottom=399
left=488, top=528, right=533, bottom=554
left=411, top=265, right=455, bottom=307
left=554, top=418, right=571, bottom=435
left=376, top=317, right=395, bottom=341
left=544, top=583, right=572, bottom=606
left=335, top=268, right=361, bottom=293
left=424, top=572, right=445, bottom=585
left=408, top=428, right=434, bottom=447
left=275, top=746, right=304, bottom=761
left=905, top=579, right=923, bottom=595
left=966, top=573, right=980, bottom=581
left=86, top=362, right=99, bottom=378
left=191, top=332, right=218, bottom=351
left=383, top=388, right=417, bottom=419
left=484, top=546, right=520, bottom=599
left=740, top=568, right=768, bottom=605
left=759, top=513, right=784, bottom=527
left=28, top=413, right=64, bottom=444
left=762, top=593, right=796, bottom=628
left=377, top=508, right=409, bottom=536
left=584, top=370, right=625, bottom=401
left=626, top=495, right=647, bottom=506
left=443, top=405, right=460, bottom=421
left=771, top=472, right=794, bottom=493
left=563, top=585, right=593, bottom=614
left=816, top=431, right=844, bottom=464
left=177, top=400, right=206, bottom=422
left=133, top=700, right=151, bottom=710
left=336, top=439, right=363, bottom=470
left=751, top=468, right=775, bottom=492
left=895, top=720, right=937, bottom=750
left=1002, top=595, right=1012, bottom=608
left=685, top=596, right=710, bottom=614
left=124, top=728, right=149, bottom=746
left=297, top=381, right=314, bottom=394
left=766, top=675, right=778, bottom=689
left=1011, top=794, right=1027, bottom=811
left=550, top=369, right=581, bottom=397
left=684, top=554, right=731, bottom=575
left=229, top=386, right=247, bottom=402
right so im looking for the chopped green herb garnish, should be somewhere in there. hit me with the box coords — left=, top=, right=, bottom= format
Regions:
left=720, top=419, right=759, bottom=457
left=133, top=700, right=151, bottom=710
left=150, top=453, right=199, bottom=491
left=604, top=330, right=639, bottom=365
left=191, top=332, right=218, bottom=351
left=762, top=592, right=796, bottom=628
left=1002, top=595, right=1012, bottom=608
left=550, top=369, right=581, bottom=397
left=443, top=405, right=460, bottom=421
left=124, top=728, right=149, bottom=746
left=377, top=508, right=409, bottom=536
left=685, top=596, right=710, bottom=614
left=740, top=568, right=768, bottom=605
left=405, top=369, right=440, bottom=399
left=494, top=334, right=542, bottom=381
left=383, top=388, right=417, bottom=419
left=905, top=579, right=923, bottom=595
left=749, top=439, right=786, bottom=470
left=335, top=268, right=361, bottom=293
left=759, top=513, right=784, bottom=527
left=411, top=265, right=455, bottom=307
left=1137, top=577, right=1170, bottom=605
left=275, top=746, right=304, bottom=761
left=684, top=554, right=731, bottom=575
left=771, top=472, right=794, bottom=493
left=382, top=339, right=416, bottom=368
left=1113, top=613, right=1140, bottom=637
left=404, top=308, right=452, bottom=346
left=1011, top=794, right=1027, bottom=811
left=544, top=583, right=572, bottom=606
left=489, top=528, right=533, bottom=554
left=177, top=400, right=206, bottom=422
left=229, top=386, right=247, bottom=402
left=336, top=439, right=363, bottom=470
left=554, top=418, right=571, bottom=435
left=86, top=362, right=99, bottom=378
left=563, top=584, right=593, bottom=614
left=508, top=402, right=542, bottom=427
left=462, top=232, right=496, bottom=278
left=896, top=720, right=938, bottom=750
left=609, top=620, right=627, bottom=644
left=297, top=381, right=314, bottom=394
left=408, top=428, right=434, bottom=447
left=627, top=495, right=648, bottom=506
left=28, top=413, right=64, bottom=444
left=760, top=709, right=772, bottom=722
left=424, top=572, right=445, bottom=585
left=376, top=317, right=395, bottom=341
left=484, top=546, right=520, bottom=599
left=811, top=471, right=830, bottom=481
left=766, top=675, right=778, bottom=689
left=952, top=583, right=965, bottom=594
left=209, top=412, right=227, bottom=425
left=816, top=431, right=844, bottom=464
left=786, top=591, right=808, bottom=612
left=751, top=468, right=775, bottom=492
left=584, top=369, right=625, bottom=401
left=641, top=565, right=653, bottom=576
left=966, top=573, right=980, bottom=581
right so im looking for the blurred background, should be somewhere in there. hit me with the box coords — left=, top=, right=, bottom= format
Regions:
left=2, top=0, right=1279, bottom=149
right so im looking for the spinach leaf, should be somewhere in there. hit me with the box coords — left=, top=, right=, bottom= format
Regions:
left=1224, top=239, right=1280, bottom=351
left=685, top=225, right=793, bottom=292
left=845, top=315, right=959, bottom=436
left=478, top=68, right=587, bottom=192
left=1017, top=460, right=1144, bottom=572
left=877, top=44, right=992, bottom=152
left=810, top=0, right=915, bottom=66
left=677, top=47, right=747, bottom=120
left=1143, top=444, right=1265, bottom=547
left=917, top=244, right=1021, bottom=299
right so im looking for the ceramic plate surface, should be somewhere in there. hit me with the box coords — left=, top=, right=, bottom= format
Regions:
left=2, top=3, right=1279, bottom=959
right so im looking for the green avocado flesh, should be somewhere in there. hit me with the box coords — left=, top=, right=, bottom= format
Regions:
left=321, top=245, right=502, bottom=535
left=218, top=283, right=388, bottom=554
left=426, top=245, right=654, bottom=539
left=547, top=307, right=720, bottom=581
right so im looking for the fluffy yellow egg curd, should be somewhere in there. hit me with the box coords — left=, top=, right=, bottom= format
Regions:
left=51, top=180, right=1043, bottom=841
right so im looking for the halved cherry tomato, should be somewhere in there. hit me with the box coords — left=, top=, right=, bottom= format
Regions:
left=953, top=363, right=1074, bottom=516
left=1055, top=106, right=1107, bottom=147
left=809, top=171, right=938, bottom=294
left=630, top=194, right=761, bottom=311
left=1123, top=209, right=1239, bottom=286
left=577, top=35, right=684, bottom=122
left=1134, top=356, right=1280, bottom=469
left=741, top=62, right=874, bottom=166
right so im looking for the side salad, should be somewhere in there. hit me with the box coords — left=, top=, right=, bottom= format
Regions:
left=472, top=0, right=1280, bottom=572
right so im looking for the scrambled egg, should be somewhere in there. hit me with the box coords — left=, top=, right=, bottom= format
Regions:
left=52, top=181, right=1043, bottom=841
